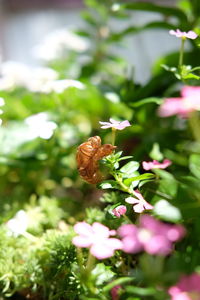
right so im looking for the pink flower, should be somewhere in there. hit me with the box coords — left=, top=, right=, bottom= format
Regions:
left=168, top=273, right=200, bottom=300
left=118, top=215, right=185, bottom=255
left=112, top=205, right=127, bottom=218
left=125, top=190, right=153, bottom=213
left=72, top=222, right=122, bottom=259
left=158, top=86, right=200, bottom=118
left=111, top=285, right=122, bottom=300
left=169, top=29, right=198, bottom=40
left=142, top=159, right=172, bottom=171
left=99, top=118, right=131, bottom=130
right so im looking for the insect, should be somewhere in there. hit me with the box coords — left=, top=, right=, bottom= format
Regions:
left=76, top=136, right=116, bottom=184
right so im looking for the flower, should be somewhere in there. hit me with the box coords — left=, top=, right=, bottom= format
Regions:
left=99, top=118, right=131, bottom=130
left=112, top=205, right=127, bottom=218
left=169, top=29, right=198, bottom=40
left=118, top=215, right=185, bottom=255
left=6, top=210, right=28, bottom=237
left=168, top=273, right=200, bottom=300
left=72, top=222, right=122, bottom=259
left=25, top=113, right=57, bottom=140
left=158, top=86, right=200, bottom=118
left=142, top=159, right=172, bottom=171
left=44, top=79, right=85, bottom=94
left=111, top=285, right=122, bottom=300
left=33, top=28, right=89, bottom=61
left=125, top=190, right=153, bottom=213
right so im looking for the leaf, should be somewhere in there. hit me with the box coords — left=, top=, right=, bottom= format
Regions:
left=126, top=286, right=157, bottom=296
left=124, top=173, right=155, bottom=185
left=122, top=2, right=188, bottom=23
left=182, top=73, right=200, bottom=80
left=118, top=156, right=133, bottom=161
left=103, top=277, right=134, bottom=293
left=153, top=199, right=182, bottom=222
left=92, top=263, right=115, bottom=286
left=130, top=97, right=163, bottom=108
left=149, top=143, right=164, bottom=161
left=120, top=161, right=139, bottom=174
left=98, top=180, right=120, bottom=190
left=110, top=21, right=177, bottom=42
left=189, top=154, right=200, bottom=178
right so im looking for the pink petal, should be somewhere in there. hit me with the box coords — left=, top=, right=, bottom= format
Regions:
left=133, top=203, right=145, bottom=213
left=167, top=225, right=186, bottom=242
left=72, top=236, right=92, bottom=248
left=112, top=205, right=127, bottom=218
left=142, top=159, right=171, bottom=170
left=90, top=238, right=122, bottom=259
left=92, top=222, right=110, bottom=238
left=74, top=222, right=93, bottom=236
left=143, top=201, right=154, bottom=210
left=118, top=224, right=137, bottom=237
left=144, top=235, right=172, bottom=255
left=116, top=120, right=131, bottom=130
left=90, top=243, right=115, bottom=259
left=121, top=236, right=143, bottom=253
left=142, top=161, right=154, bottom=170
left=125, top=196, right=139, bottom=204
left=158, top=98, right=191, bottom=118
left=140, top=215, right=161, bottom=232
left=186, top=30, right=198, bottom=39
left=109, top=118, right=120, bottom=124
left=133, top=190, right=145, bottom=201
left=111, top=285, right=122, bottom=300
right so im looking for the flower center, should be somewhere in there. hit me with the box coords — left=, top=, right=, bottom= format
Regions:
left=138, top=229, right=152, bottom=243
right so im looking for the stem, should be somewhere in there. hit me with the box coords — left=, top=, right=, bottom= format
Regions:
left=77, top=247, right=84, bottom=273
left=113, top=173, right=132, bottom=195
left=179, top=37, right=185, bottom=67
left=86, top=252, right=95, bottom=273
left=22, top=231, right=38, bottom=242
left=188, top=111, right=200, bottom=143
left=111, top=128, right=116, bottom=146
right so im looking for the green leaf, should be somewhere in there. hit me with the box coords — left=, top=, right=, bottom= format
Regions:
left=98, top=180, right=120, bottom=190
left=189, top=154, right=200, bottom=178
left=122, top=2, right=188, bottom=23
left=182, top=73, right=200, bottom=79
left=120, top=161, right=139, bottom=174
left=118, top=156, right=133, bottom=161
left=92, top=263, right=115, bottom=286
left=130, top=97, right=163, bottom=108
left=103, top=277, right=134, bottom=293
left=150, top=143, right=164, bottom=161
left=126, top=286, right=157, bottom=296
left=153, top=199, right=182, bottom=222
left=124, top=173, right=155, bottom=185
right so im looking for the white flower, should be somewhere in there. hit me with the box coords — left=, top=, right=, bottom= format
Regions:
left=0, top=97, right=5, bottom=106
left=0, top=61, right=31, bottom=91
left=25, top=112, right=57, bottom=140
left=44, top=79, right=85, bottom=94
left=6, top=210, right=28, bottom=237
left=33, top=28, right=89, bottom=61
left=25, top=67, right=59, bottom=93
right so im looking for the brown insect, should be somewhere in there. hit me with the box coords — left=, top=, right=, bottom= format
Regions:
left=76, top=136, right=116, bottom=184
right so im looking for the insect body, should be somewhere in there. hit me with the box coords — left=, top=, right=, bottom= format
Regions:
left=76, top=136, right=116, bottom=184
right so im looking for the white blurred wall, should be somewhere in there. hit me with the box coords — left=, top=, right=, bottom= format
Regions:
left=1, top=8, right=183, bottom=83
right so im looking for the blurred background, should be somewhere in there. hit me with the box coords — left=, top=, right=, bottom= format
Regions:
left=0, top=0, right=179, bottom=83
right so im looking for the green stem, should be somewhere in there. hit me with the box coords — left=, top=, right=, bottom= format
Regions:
left=179, top=37, right=185, bottom=67
left=86, top=252, right=95, bottom=274
left=77, top=247, right=84, bottom=273
left=111, top=128, right=116, bottom=146
left=112, top=173, right=132, bottom=195
left=22, top=231, right=38, bottom=242
left=188, top=111, right=200, bottom=143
